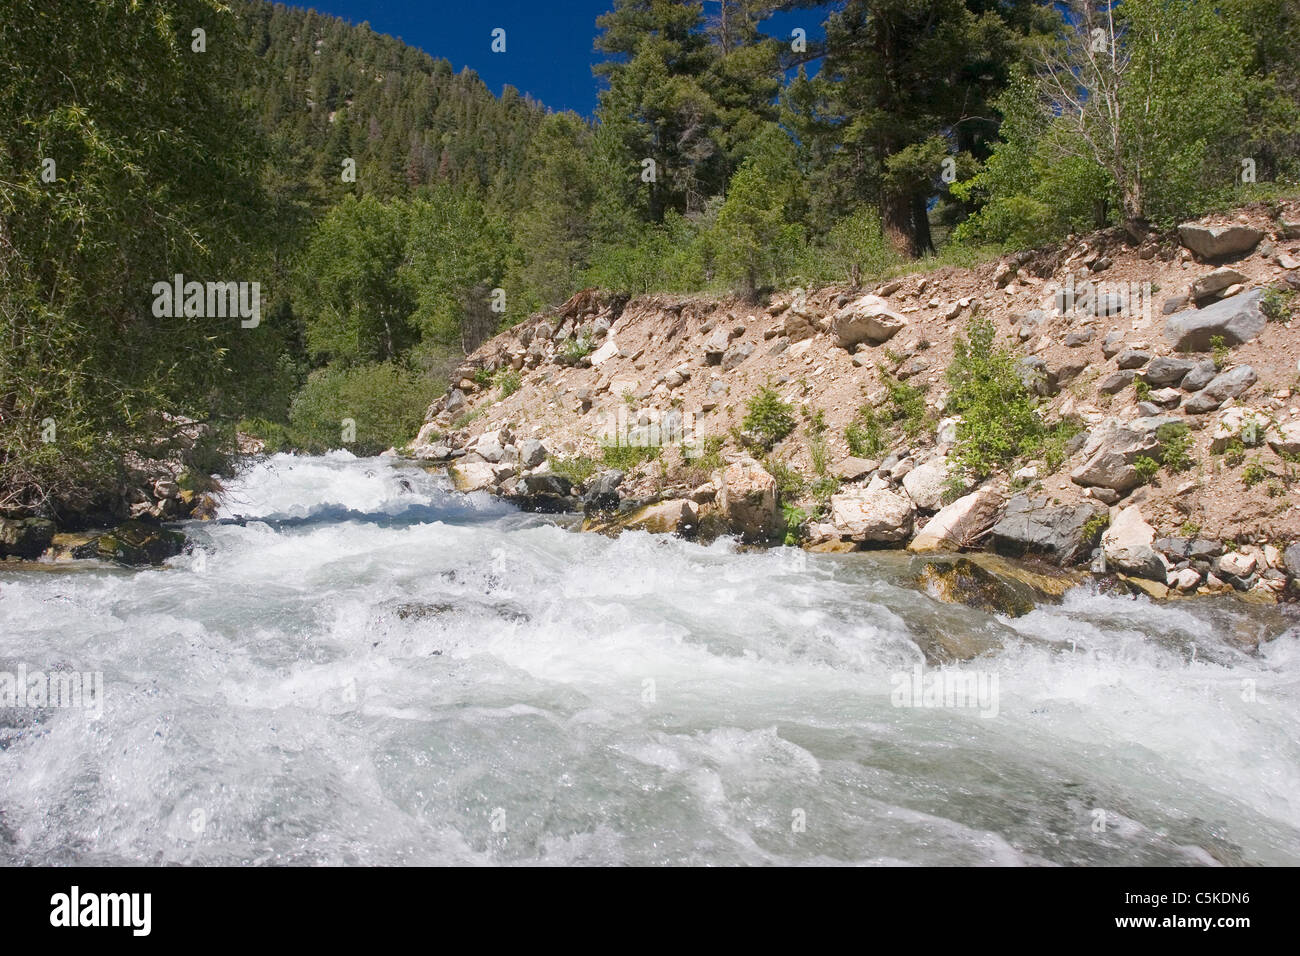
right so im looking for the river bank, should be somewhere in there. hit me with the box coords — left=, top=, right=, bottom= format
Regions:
left=404, top=205, right=1300, bottom=605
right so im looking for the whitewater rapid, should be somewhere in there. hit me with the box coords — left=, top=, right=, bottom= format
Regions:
left=1, top=452, right=1298, bottom=865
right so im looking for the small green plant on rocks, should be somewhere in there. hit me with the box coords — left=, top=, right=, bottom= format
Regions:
left=1133, top=455, right=1160, bottom=485
left=743, top=386, right=796, bottom=449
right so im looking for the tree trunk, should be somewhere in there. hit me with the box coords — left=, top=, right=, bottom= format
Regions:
left=882, top=190, right=934, bottom=259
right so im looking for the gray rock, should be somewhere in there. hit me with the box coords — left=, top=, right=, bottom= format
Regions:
left=1191, top=267, right=1246, bottom=301
left=720, top=342, right=755, bottom=371
left=1102, top=506, right=1166, bottom=581
left=1183, top=365, right=1258, bottom=414
left=1143, top=356, right=1196, bottom=387
left=1102, top=331, right=1125, bottom=358
left=831, top=294, right=908, bottom=348
left=988, top=495, right=1105, bottom=566
left=1064, top=329, right=1096, bottom=347
left=519, top=473, right=573, bottom=498
left=1070, top=418, right=1163, bottom=492
left=1162, top=294, right=1189, bottom=315
left=1180, top=359, right=1218, bottom=391
left=445, top=389, right=467, bottom=415
left=1098, top=370, right=1136, bottom=393
left=517, top=439, right=547, bottom=469
left=1163, top=289, right=1266, bottom=351
left=1177, top=222, right=1264, bottom=259
left=831, top=457, right=878, bottom=481
left=581, top=469, right=625, bottom=512
left=1285, top=543, right=1300, bottom=576
left=1115, top=349, right=1151, bottom=370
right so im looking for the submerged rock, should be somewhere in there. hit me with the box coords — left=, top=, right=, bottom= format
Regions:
left=0, top=517, right=56, bottom=559
left=583, top=499, right=698, bottom=536
left=92, top=520, right=185, bottom=566
left=915, top=553, right=1081, bottom=618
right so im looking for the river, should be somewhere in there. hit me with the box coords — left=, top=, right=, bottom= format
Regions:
left=2, top=452, right=1298, bottom=865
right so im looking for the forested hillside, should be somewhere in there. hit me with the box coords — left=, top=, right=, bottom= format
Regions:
left=2, top=0, right=1298, bottom=519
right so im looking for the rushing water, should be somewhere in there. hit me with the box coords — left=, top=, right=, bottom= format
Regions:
left=1, top=452, right=1298, bottom=866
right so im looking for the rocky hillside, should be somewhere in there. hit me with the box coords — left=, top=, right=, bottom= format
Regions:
left=407, top=203, right=1300, bottom=604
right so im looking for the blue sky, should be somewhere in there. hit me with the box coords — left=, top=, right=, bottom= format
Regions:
left=285, top=1, right=828, bottom=115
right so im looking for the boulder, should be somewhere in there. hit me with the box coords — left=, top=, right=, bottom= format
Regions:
left=831, top=457, right=878, bottom=481
left=1183, top=364, right=1257, bottom=414
left=1143, top=356, right=1197, bottom=387
left=449, top=461, right=511, bottom=493
left=590, top=339, right=619, bottom=367
left=1162, top=289, right=1266, bottom=351
left=584, top=499, right=697, bottom=536
left=1070, top=418, right=1163, bottom=492
left=0, top=516, right=56, bottom=559
left=581, top=470, right=625, bottom=513
left=988, top=495, right=1105, bottom=566
left=900, top=457, right=953, bottom=511
left=703, top=330, right=730, bottom=364
left=1180, top=359, right=1219, bottom=392
left=916, top=554, right=1079, bottom=619
left=1102, top=506, right=1166, bottom=581
left=907, top=489, right=1004, bottom=553
left=1285, top=543, right=1300, bottom=576
left=1266, top=421, right=1300, bottom=457
left=829, top=488, right=915, bottom=543
left=714, top=458, right=779, bottom=541
left=1098, top=370, right=1136, bottom=393
left=1177, top=222, right=1264, bottom=259
left=93, top=520, right=185, bottom=566
left=831, top=294, right=908, bottom=349
left=1115, top=349, right=1151, bottom=370
left=784, top=310, right=818, bottom=342
left=445, top=389, right=467, bottom=415
left=517, top=438, right=548, bottom=469
left=721, top=342, right=755, bottom=371
left=1191, top=267, right=1247, bottom=301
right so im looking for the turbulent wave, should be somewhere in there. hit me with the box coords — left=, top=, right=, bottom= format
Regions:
left=1, top=452, right=1297, bottom=865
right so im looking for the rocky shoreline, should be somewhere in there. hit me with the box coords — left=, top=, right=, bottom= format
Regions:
left=404, top=206, right=1300, bottom=607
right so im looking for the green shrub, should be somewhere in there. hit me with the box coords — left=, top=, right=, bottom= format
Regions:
left=550, top=455, right=598, bottom=486
left=743, top=387, right=796, bottom=449
left=1135, top=379, right=1152, bottom=402
left=780, top=503, right=808, bottom=547
left=945, top=316, right=1044, bottom=478
left=1133, top=455, right=1161, bottom=485
left=494, top=368, right=522, bottom=397
left=237, top=418, right=294, bottom=455
left=1156, top=422, right=1193, bottom=472
left=1081, top=512, right=1110, bottom=546
left=1262, top=287, right=1295, bottom=322
left=765, top=459, right=807, bottom=501
left=601, top=443, right=660, bottom=470
left=1242, top=460, right=1268, bottom=488
left=846, top=407, right=886, bottom=458
left=288, top=362, right=433, bottom=456
left=1211, top=335, right=1229, bottom=369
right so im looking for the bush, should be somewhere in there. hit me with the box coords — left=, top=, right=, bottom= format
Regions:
left=601, top=443, right=660, bottom=470
left=846, top=407, right=886, bottom=458
left=1262, top=287, right=1295, bottom=322
left=1156, top=422, right=1193, bottom=472
left=1133, top=455, right=1161, bottom=485
left=743, top=387, right=796, bottom=449
left=494, top=368, right=522, bottom=397
left=288, top=362, right=433, bottom=456
left=550, top=455, right=598, bottom=486
left=945, top=317, right=1044, bottom=478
